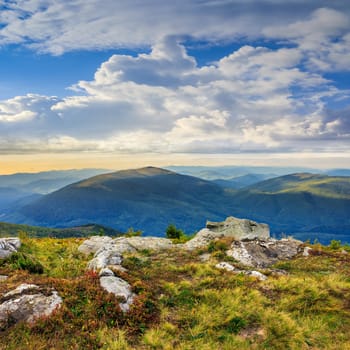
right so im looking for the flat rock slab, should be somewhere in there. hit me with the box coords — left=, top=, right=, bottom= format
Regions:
left=82, top=236, right=173, bottom=271
left=227, top=238, right=303, bottom=268
left=0, top=283, right=62, bottom=329
left=78, top=236, right=114, bottom=255
left=184, top=216, right=270, bottom=250
left=0, top=238, right=21, bottom=259
left=207, top=216, right=270, bottom=240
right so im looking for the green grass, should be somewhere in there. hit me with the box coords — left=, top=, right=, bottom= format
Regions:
left=1, top=236, right=350, bottom=349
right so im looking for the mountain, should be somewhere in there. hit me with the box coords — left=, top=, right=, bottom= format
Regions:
left=15, top=167, right=236, bottom=235
left=229, top=173, right=350, bottom=241
left=325, top=169, right=350, bottom=177
left=212, top=173, right=275, bottom=189
left=0, top=168, right=110, bottom=194
left=166, top=165, right=319, bottom=180
left=5, top=168, right=350, bottom=243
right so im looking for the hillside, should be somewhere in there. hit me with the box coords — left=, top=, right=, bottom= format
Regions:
left=0, top=233, right=350, bottom=349
left=16, top=167, right=235, bottom=235
left=245, top=173, right=350, bottom=199
left=4, top=168, right=350, bottom=243
left=0, top=222, right=121, bottom=238
left=228, top=173, right=350, bottom=239
left=212, top=173, right=274, bottom=189
left=0, top=168, right=109, bottom=194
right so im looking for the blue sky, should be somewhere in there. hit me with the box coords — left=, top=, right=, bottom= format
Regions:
left=0, top=0, right=349, bottom=173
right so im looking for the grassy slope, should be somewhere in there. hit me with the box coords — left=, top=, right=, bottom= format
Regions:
left=247, top=173, right=350, bottom=199
left=0, top=222, right=121, bottom=238
left=0, top=235, right=350, bottom=349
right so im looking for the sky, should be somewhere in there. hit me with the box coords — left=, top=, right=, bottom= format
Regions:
left=0, top=0, right=349, bottom=174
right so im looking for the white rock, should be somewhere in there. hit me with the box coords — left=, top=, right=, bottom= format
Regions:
left=3, top=283, right=39, bottom=298
left=206, top=216, right=270, bottom=240
left=303, top=246, right=312, bottom=257
left=0, top=284, right=62, bottom=328
left=78, top=236, right=113, bottom=255
left=99, top=268, right=114, bottom=277
left=100, top=276, right=135, bottom=312
left=227, top=241, right=255, bottom=266
left=184, top=216, right=270, bottom=250
left=0, top=238, right=21, bottom=259
left=124, top=237, right=173, bottom=251
left=199, top=253, right=211, bottom=262
left=245, top=270, right=267, bottom=281
left=184, top=228, right=223, bottom=250
left=215, top=262, right=236, bottom=272
left=215, top=262, right=267, bottom=281
left=226, top=238, right=303, bottom=267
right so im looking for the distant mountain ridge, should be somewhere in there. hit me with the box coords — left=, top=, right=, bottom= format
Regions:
left=2, top=167, right=350, bottom=243
left=14, top=167, right=235, bottom=235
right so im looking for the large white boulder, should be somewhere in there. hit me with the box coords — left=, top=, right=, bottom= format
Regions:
left=0, top=284, right=62, bottom=329
left=100, top=276, right=135, bottom=312
left=0, top=238, right=21, bottom=259
left=227, top=238, right=303, bottom=267
left=184, top=216, right=270, bottom=250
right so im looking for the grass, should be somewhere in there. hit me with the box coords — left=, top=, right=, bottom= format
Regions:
left=1, top=236, right=350, bottom=349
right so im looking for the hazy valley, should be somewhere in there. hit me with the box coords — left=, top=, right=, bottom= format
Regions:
left=0, top=166, right=349, bottom=244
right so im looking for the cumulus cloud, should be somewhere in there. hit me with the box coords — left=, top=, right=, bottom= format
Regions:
left=263, top=7, right=350, bottom=71
left=0, top=33, right=348, bottom=155
left=0, top=1, right=349, bottom=54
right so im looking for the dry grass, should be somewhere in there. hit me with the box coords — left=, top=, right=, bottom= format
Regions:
left=0, top=237, right=350, bottom=349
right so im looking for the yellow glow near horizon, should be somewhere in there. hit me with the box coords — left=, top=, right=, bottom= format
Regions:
left=0, top=152, right=349, bottom=174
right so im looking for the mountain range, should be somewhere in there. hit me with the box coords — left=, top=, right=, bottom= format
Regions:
left=1, top=166, right=349, bottom=244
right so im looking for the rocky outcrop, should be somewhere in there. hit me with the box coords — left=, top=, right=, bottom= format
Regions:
left=78, top=236, right=114, bottom=255
left=80, top=236, right=172, bottom=257
left=83, top=236, right=173, bottom=271
left=0, top=284, right=62, bottom=329
left=207, top=217, right=270, bottom=240
left=226, top=238, right=303, bottom=267
left=184, top=216, right=269, bottom=250
left=215, top=262, right=267, bottom=281
left=0, top=238, right=21, bottom=259
left=79, top=236, right=173, bottom=312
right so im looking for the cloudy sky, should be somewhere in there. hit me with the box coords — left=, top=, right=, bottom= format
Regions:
left=0, top=0, right=349, bottom=173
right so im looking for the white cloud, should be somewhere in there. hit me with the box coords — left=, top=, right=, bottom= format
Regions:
left=0, top=1, right=349, bottom=54
left=263, top=8, right=350, bottom=71
left=0, top=34, right=348, bottom=155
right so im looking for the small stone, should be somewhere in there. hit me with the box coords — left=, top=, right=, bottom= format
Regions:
left=199, top=253, right=211, bottom=262
left=215, top=262, right=267, bottom=281
left=245, top=270, right=267, bottom=281
left=215, top=262, right=236, bottom=272
left=303, top=246, right=312, bottom=257
left=99, top=268, right=114, bottom=277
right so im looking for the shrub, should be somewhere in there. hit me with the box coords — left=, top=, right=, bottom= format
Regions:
left=125, top=227, right=143, bottom=237
left=165, top=224, right=184, bottom=240
left=329, top=240, right=341, bottom=250
left=8, top=252, right=44, bottom=274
